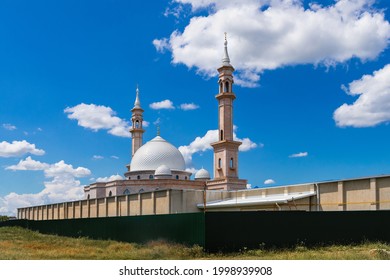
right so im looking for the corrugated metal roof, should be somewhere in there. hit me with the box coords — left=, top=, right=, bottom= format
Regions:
left=197, top=191, right=316, bottom=209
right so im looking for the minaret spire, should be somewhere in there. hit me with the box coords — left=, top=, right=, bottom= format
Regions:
left=134, top=84, right=141, bottom=108
left=222, top=32, right=231, bottom=66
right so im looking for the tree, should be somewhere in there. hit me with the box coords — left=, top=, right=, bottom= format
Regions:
left=0, top=216, right=9, bottom=222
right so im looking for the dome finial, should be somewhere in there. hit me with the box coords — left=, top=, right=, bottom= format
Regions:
left=222, top=32, right=231, bottom=66
left=134, top=85, right=141, bottom=108
left=157, top=125, right=160, bottom=136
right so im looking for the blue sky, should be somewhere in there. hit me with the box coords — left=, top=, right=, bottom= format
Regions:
left=1, top=0, right=390, bottom=215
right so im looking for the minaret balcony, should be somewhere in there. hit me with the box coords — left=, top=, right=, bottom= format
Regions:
left=215, top=92, right=236, bottom=100
left=130, top=128, right=145, bottom=133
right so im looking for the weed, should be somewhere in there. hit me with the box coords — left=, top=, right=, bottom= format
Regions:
left=1, top=226, right=390, bottom=260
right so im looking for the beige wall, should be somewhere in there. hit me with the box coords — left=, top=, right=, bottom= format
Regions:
left=16, top=175, right=390, bottom=220
left=98, top=199, right=106, bottom=217
left=344, top=180, right=371, bottom=211
left=107, top=197, right=116, bottom=217
left=155, top=191, right=169, bottom=214
left=318, top=182, right=339, bottom=211
left=129, top=194, right=141, bottom=216
left=378, top=177, right=390, bottom=210
left=141, top=193, right=154, bottom=215
left=118, top=196, right=128, bottom=216
left=89, top=200, right=97, bottom=218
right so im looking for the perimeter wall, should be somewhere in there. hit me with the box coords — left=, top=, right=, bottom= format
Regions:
left=17, top=175, right=390, bottom=220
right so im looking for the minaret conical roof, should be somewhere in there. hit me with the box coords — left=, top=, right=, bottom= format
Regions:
left=133, top=86, right=141, bottom=109
left=222, top=33, right=232, bottom=67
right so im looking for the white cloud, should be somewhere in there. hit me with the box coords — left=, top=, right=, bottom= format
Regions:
left=95, top=174, right=123, bottom=182
left=149, top=99, right=175, bottom=110
left=1, top=158, right=91, bottom=216
left=92, top=155, right=104, bottom=160
left=238, top=136, right=258, bottom=152
left=6, top=156, right=49, bottom=171
left=142, top=120, right=150, bottom=127
left=152, top=38, right=171, bottom=53
left=155, top=0, right=390, bottom=87
left=64, top=103, right=131, bottom=138
left=179, top=103, right=200, bottom=110
left=289, top=152, right=308, bottom=158
left=0, top=140, right=45, bottom=158
left=43, top=160, right=91, bottom=179
left=185, top=167, right=199, bottom=175
left=264, top=179, right=275, bottom=185
left=179, top=127, right=257, bottom=167
left=110, top=155, right=119, bottom=159
left=334, top=64, right=390, bottom=127
left=2, top=123, right=17, bottom=131
left=179, top=129, right=218, bottom=165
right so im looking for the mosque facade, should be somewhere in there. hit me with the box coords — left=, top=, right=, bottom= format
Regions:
left=83, top=37, right=247, bottom=200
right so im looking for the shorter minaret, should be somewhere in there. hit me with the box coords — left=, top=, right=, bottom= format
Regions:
left=130, top=86, right=144, bottom=158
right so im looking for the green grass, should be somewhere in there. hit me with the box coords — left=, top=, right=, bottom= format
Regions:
left=1, top=226, right=390, bottom=260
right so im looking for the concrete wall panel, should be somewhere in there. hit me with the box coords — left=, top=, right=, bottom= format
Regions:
left=141, top=193, right=154, bottom=215
left=129, top=194, right=140, bottom=216
left=318, top=182, right=339, bottom=211
left=118, top=196, right=127, bottom=216
left=107, top=197, right=116, bottom=217
left=344, top=179, right=370, bottom=211
left=98, top=198, right=106, bottom=217
left=378, top=177, right=390, bottom=210
left=89, top=200, right=97, bottom=218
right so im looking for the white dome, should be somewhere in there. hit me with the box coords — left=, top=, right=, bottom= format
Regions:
left=155, top=165, right=172, bottom=176
left=195, top=168, right=210, bottom=179
left=131, top=136, right=186, bottom=172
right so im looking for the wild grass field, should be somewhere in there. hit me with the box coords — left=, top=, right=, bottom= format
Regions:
left=1, top=226, right=390, bottom=260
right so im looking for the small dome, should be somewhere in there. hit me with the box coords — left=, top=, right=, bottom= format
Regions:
left=131, top=136, right=186, bottom=172
left=195, top=168, right=210, bottom=180
left=155, top=165, right=172, bottom=176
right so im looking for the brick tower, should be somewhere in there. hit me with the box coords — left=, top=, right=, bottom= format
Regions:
left=208, top=35, right=247, bottom=190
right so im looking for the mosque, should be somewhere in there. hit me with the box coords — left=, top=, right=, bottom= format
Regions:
left=84, top=36, right=247, bottom=200
left=17, top=38, right=390, bottom=220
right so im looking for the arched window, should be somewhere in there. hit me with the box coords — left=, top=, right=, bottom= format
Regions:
left=137, top=175, right=140, bottom=180
left=87, top=194, right=90, bottom=200
left=123, top=189, right=130, bottom=195
left=185, top=176, right=188, bottom=180
left=225, top=81, right=229, bottom=92
left=219, top=83, right=223, bottom=93
left=220, top=130, right=224, bottom=141
left=176, top=175, right=179, bottom=180
left=230, top=158, right=234, bottom=168
left=218, top=158, right=222, bottom=168
left=135, top=120, right=140, bottom=128
left=149, top=175, right=154, bottom=180
left=108, top=191, right=112, bottom=197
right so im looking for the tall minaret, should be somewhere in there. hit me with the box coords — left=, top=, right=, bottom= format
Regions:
left=130, top=86, right=144, bottom=158
left=210, top=34, right=243, bottom=183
